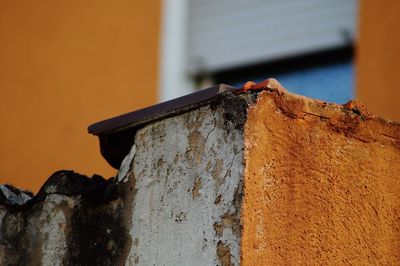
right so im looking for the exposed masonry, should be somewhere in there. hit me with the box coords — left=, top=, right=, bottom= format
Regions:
left=0, top=92, right=254, bottom=266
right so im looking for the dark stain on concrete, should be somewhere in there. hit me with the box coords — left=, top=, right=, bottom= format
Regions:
left=0, top=170, right=132, bottom=266
left=217, top=240, right=232, bottom=266
left=210, top=92, right=255, bottom=131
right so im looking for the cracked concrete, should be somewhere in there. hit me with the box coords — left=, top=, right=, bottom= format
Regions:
left=0, top=171, right=131, bottom=266
left=124, top=94, right=249, bottom=266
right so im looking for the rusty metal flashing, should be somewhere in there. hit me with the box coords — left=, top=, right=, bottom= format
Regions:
left=88, top=84, right=238, bottom=169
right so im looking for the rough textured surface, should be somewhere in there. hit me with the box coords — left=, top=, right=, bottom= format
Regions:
left=0, top=185, right=32, bottom=206
left=124, top=93, right=250, bottom=266
left=242, top=90, right=400, bottom=265
left=0, top=171, right=132, bottom=266
left=0, top=92, right=251, bottom=266
left=0, top=88, right=399, bottom=265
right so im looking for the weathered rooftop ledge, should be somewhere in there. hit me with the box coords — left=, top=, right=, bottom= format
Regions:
left=1, top=79, right=399, bottom=265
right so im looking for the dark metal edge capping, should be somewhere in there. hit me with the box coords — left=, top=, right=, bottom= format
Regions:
left=88, top=84, right=237, bottom=136
left=87, top=84, right=237, bottom=169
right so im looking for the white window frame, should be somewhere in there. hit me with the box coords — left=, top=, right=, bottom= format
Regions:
left=159, top=0, right=194, bottom=102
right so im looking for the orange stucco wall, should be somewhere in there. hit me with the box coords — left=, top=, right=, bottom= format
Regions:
left=0, top=1, right=160, bottom=192
left=242, top=91, right=400, bottom=265
left=356, top=0, right=400, bottom=122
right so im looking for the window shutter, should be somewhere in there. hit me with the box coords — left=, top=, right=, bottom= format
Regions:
left=187, top=0, right=357, bottom=73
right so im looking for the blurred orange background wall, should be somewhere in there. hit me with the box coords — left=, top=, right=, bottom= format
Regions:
left=1, top=0, right=400, bottom=193
left=0, top=1, right=161, bottom=192
left=356, top=0, right=400, bottom=122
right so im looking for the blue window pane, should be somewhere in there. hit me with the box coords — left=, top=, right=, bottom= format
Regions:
left=244, top=62, right=354, bottom=104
